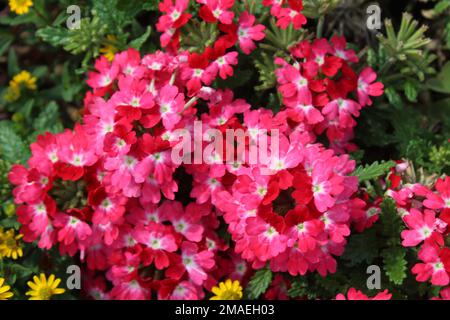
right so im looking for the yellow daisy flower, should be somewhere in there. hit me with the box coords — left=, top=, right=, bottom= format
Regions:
left=4, top=70, right=37, bottom=102
left=26, top=274, right=66, bottom=300
left=8, top=0, right=33, bottom=15
left=0, top=228, right=23, bottom=260
left=210, top=279, right=243, bottom=300
left=0, top=278, right=14, bottom=300
left=100, top=35, right=119, bottom=62
left=10, top=70, right=37, bottom=91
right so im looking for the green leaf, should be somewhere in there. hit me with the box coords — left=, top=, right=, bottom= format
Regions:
left=287, top=279, right=309, bottom=298
left=0, top=30, right=13, bottom=57
left=341, top=228, right=379, bottom=267
left=17, top=98, right=35, bottom=120
left=93, top=0, right=145, bottom=32
left=313, top=273, right=351, bottom=298
left=384, top=87, right=404, bottom=109
left=445, top=21, right=450, bottom=49
left=382, top=247, right=407, bottom=285
left=7, top=263, right=36, bottom=279
left=366, top=48, right=378, bottom=68
left=404, top=81, right=418, bottom=102
left=380, top=198, right=404, bottom=242
left=434, top=0, right=450, bottom=13
left=0, top=13, right=38, bottom=26
left=379, top=198, right=407, bottom=285
left=129, top=26, right=152, bottom=50
left=0, top=121, right=29, bottom=164
left=33, top=101, right=63, bottom=135
left=351, top=161, right=396, bottom=182
left=7, top=48, right=19, bottom=77
left=142, top=2, right=160, bottom=11
left=60, top=63, right=83, bottom=102
left=36, top=26, right=69, bottom=47
left=0, top=216, right=20, bottom=229
left=32, top=66, right=48, bottom=79
left=245, top=268, right=273, bottom=299
left=427, top=62, right=450, bottom=94
left=391, top=107, right=423, bottom=155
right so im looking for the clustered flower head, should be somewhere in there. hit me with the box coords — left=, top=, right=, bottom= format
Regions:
left=275, top=37, right=383, bottom=153
left=209, top=117, right=366, bottom=276
left=383, top=170, right=450, bottom=290
left=157, top=0, right=266, bottom=56
left=6, top=0, right=419, bottom=301
left=8, top=46, right=256, bottom=300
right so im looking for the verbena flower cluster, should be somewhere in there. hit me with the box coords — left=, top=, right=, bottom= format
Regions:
left=7, top=0, right=448, bottom=300
left=387, top=171, right=450, bottom=291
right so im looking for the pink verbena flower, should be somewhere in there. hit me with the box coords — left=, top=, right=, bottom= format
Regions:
left=236, top=11, right=266, bottom=54
left=412, top=243, right=450, bottom=286
left=357, top=67, right=384, bottom=106
left=133, top=222, right=178, bottom=269
left=401, top=208, right=445, bottom=247
left=336, top=288, right=392, bottom=300
left=199, top=0, right=235, bottom=25
left=275, top=0, right=307, bottom=30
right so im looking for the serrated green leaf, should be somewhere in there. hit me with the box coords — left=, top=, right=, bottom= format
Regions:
left=93, top=0, right=145, bottom=32
left=351, top=161, right=396, bottom=182
left=379, top=198, right=407, bottom=285
left=380, top=198, right=404, bottom=243
left=0, top=121, right=29, bottom=164
left=287, top=279, right=309, bottom=298
left=342, top=228, right=379, bottom=267
left=245, top=268, right=272, bottom=299
left=382, top=247, right=407, bottom=285
left=36, top=26, right=69, bottom=47
left=33, top=102, right=63, bottom=135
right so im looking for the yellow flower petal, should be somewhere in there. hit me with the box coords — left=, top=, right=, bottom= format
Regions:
left=0, top=285, right=11, bottom=294
left=53, top=288, right=65, bottom=295
left=27, top=281, right=39, bottom=290
left=47, top=274, right=55, bottom=286
left=51, top=278, right=61, bottom=289
left=40, top=273, right=46, bottom=286
left=211, top=286, right=222, bottom=295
